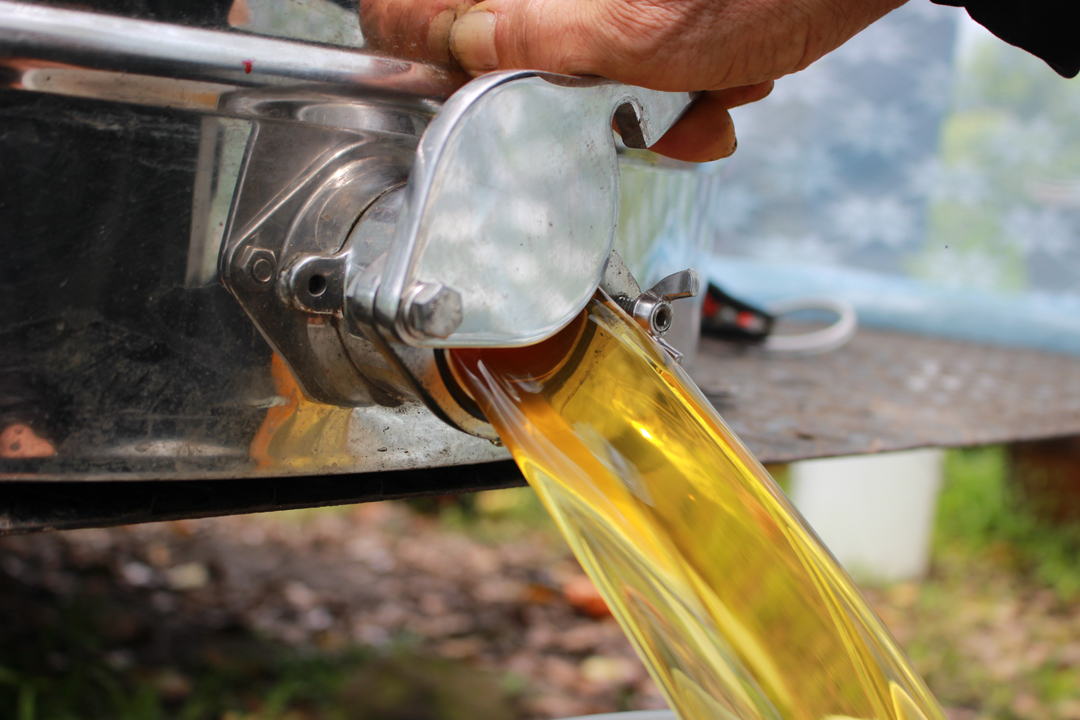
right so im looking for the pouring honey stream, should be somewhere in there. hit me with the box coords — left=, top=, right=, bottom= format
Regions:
left=449, top=293, right=945, bottom=720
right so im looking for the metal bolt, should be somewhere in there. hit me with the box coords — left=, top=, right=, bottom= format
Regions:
left=251, top=257, right=274, bottom=284
left=649, top=300, right=674, bottom=335
left=237, top=247, right=276, bottom=288
left=404, top=281, right=463, bottom=339
left=627, top=293, right=674, bottom=337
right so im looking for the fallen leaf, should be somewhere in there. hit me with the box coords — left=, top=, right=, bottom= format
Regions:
left=562, top=575, right=611, bottom=618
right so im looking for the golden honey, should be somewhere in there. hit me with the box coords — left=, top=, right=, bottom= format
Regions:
left=450, top=295, right=945, bottom=720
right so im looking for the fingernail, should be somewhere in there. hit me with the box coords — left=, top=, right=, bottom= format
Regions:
left=450, top=10, right=498, bottom=75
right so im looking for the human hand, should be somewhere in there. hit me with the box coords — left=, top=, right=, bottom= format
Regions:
left=361, top=0, right=907, bottom=161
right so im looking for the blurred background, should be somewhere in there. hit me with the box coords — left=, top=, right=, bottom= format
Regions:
left=5, top=1, right=1080, bottom=719
left=3, top=447, right=1080, bottom=720
left=708, top=2, right=1080, bottom=355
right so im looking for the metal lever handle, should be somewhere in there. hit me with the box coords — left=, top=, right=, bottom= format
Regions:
left=348, top=71, right=695, bottom=349
left=650, top=269, right=700, bottom=302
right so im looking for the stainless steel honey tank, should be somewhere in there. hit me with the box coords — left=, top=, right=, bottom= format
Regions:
left=0, top=1, right=708, bottom=496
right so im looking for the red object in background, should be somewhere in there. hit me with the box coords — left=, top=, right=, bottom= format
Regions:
left=703, top=291, right=721, bottom=318
left=700, top=282, right=774, bottom=344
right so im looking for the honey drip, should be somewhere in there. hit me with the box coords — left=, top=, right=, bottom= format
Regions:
left=450, top=296, right=946, bottom=720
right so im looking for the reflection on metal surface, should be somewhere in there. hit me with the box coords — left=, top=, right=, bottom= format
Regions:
left=188, top=116, right=252, bottom=286
left=17, top=64, right=234, bottom=112
left=96, top=440, right=247, bottom=461
left=250, top=354, right=370, bottom=471
left=265, top=386, right=513, bottom=474
left=0, top=424, right=56, bottom=459
left=249, top=355, right=507, bottom=474
left=0, top=0, right=463, bottom=110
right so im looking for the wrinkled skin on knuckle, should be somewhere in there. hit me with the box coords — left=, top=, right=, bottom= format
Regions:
left=561, top=0, right=823, bottom=91
left=693, top=0, right=819, bottom=88
left=591, top=0, right=706, bottom=87
left=495, top=0, right=604, bottom=73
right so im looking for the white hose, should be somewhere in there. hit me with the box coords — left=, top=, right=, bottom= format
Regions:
left=762, top=297, right=858, bottom=356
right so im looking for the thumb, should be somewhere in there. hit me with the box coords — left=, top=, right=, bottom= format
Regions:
left=449, top=0, right=643, bottom=80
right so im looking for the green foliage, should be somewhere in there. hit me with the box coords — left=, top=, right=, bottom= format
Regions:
left=0, top=626, right=519, bottom=720
left=0, top=643, right=520, bottom=720
left=0, top=625, right=374, bottom=720
left=888, top=447, right=1080, bottom=719
left=0, top=584, right=411, bottom=720
left=935, top=446, right=1080, bottom=600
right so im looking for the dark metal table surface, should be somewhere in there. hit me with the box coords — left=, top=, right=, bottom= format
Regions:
left=693, top=326, right=1080, bottom=463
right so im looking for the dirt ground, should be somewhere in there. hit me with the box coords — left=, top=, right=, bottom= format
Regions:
left=0, top=496, right=666, bottom=719
left=1, top=489, right=1079, bottom=720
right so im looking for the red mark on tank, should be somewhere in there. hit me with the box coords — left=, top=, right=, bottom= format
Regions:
left=242, top=60, right=253, bottom=73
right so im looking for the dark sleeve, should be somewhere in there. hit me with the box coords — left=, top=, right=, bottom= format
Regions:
left=931, top=0, right=1080, bottom=78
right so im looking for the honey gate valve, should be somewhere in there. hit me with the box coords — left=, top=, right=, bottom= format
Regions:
left=220, top=71, right=698, bottom=441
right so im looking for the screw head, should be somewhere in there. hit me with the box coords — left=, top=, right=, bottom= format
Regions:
left=236, top=247, right=276, bottom=289
left=251, top=257, right=274, bottom=284
left=404, top=282, right=463, bottom=339
left=650, top=300, right=674, bottom=335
